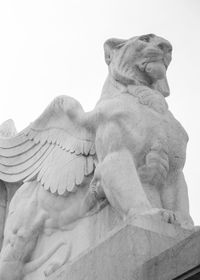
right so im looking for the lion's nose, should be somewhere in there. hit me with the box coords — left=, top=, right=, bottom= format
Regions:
left=157, top=41, right=172, bottom=53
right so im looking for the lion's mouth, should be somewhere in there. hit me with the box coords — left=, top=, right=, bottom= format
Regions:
left=137, top=50, right=168, bottom=82
left=144, top=60, right=167, bottom=82
left=139, top=57, right=168, bottom=73
left=140, top=48, right=170, bottom=71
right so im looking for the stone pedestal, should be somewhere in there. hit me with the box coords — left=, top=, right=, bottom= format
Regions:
left=47, top=213, right=199, bottom=280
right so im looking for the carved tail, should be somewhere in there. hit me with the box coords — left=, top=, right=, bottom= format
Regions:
left=24, top=241, right=67, bottom=274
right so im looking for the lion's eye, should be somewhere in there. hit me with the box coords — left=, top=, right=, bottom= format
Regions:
left=139, top=36, right=150, bottom=43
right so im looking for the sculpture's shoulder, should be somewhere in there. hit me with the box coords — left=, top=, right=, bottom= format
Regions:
left=94, top=94, right=140, bottom=123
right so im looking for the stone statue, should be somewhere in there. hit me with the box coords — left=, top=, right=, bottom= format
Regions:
left=0, top=34, right=194, bottom=280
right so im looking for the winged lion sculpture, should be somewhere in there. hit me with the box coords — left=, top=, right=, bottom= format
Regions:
left=0, top=34, right=194, bottom=280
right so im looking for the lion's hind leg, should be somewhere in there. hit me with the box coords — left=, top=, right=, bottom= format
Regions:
left=0, top=182, right=47, bottom=280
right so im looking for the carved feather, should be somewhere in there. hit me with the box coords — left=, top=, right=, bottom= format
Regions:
left=0, top=96, right=96, bottom=194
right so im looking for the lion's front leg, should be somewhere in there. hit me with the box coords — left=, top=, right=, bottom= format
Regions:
left=161, top=170, right=194, bottom=229
left=92, top=149, right=152, bottom=218
left=137, top=144, right=170, bottom=209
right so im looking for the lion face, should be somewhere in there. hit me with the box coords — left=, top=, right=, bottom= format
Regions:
left=104, top=34, right=172, bottom=96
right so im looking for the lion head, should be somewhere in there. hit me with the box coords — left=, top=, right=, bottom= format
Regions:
left=104, top=34, right=172, bottom=97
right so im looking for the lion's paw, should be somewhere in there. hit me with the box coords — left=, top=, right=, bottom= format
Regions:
left=160, top=209, right=179, bottom=225
left=143, top=208, right=180, bottom=225
left=127, top=208, right=181, bottom=226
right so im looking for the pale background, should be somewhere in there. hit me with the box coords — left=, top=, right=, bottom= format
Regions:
left=0, top=0, right=200, bottom=224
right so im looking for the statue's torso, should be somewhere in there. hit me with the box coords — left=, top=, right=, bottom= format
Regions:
left=95, top=92, right=188, bottom=171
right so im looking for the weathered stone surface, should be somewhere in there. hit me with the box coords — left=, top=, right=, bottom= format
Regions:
left=47, top=217, right=196, bottom=280
left=133, top=228, right=200, bottom=280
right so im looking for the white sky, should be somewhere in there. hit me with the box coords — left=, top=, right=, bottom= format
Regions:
left=0, top=0, right=200, bottom=224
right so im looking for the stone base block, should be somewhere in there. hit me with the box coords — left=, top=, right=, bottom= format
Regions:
left=47, top=214, right=198, bottom=280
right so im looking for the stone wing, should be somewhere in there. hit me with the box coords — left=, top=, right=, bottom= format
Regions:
left=0, top=96, right=95, bottom=195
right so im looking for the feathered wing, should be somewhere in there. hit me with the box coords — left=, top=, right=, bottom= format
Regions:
left=0, top=96, right=96, bottom=195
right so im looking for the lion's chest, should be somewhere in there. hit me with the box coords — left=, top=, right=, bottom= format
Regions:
left=95, top=95, right=188, bottom=169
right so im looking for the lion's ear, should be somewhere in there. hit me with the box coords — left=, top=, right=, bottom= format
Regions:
left=152, top=77, right=170, bottom=97
left=104, top=38, right=126, bottom=65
